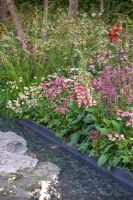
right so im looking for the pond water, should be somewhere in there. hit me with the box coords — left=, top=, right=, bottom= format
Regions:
left=0, top=118, right=133, bottom=200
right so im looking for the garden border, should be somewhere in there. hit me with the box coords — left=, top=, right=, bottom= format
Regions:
left=18, top=120, right=133, bottom=193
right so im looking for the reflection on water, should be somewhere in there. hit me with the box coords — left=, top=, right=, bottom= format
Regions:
left=0, top=118, right=132, bottom=200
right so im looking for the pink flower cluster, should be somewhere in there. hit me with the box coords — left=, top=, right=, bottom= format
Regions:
left=90, top=130, right=99, bottom=143
left=92, top=65, right=133, bottom=111
left=75, top=83, right=96, bottom=108
left=40, top=77, right=68, bottom=98
left=117, top=109, right=133, bottom=128
left=98, top=51, right=107, bottom=63
left=108, top=133, right=125, bottom=141
left=40, top=75, right=96, bottom=114
left=40, top=77, right=75, bottom=114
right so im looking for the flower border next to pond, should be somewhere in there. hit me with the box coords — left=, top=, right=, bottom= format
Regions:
left=18, top=120, right=133, bottom=193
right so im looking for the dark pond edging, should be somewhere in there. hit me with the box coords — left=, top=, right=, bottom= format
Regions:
left=18, top=120, right=133, bottom=193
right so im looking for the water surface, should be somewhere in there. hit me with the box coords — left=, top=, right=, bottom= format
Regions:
left=0, top=118, right=132, bottom=200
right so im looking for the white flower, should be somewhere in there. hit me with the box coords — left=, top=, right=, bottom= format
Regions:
left=7, top=100, right=12, bottom=106
left=25, top=92, right=29, bottom=96
left=15, top=100, right=20, bottom=107
left=91, top=13, right=96, bottom=17
left=23, top=87, right=29, bottom=91
left=19, top=77, right=23, bottom=82
left=19, top=93, right=28, bottom=100
left=41, top=77, right=45, bottom=81
left=70, top=68, right=76, bottom=71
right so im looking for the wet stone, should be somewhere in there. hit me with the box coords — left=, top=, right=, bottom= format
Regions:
left=0, top=131, right=27, bottom=154
left=0, top=128, right=61, bottom=200
left=0, top=162, right=60, bottom=200
left=0, top=131, right=38, bottom=176
left=0, top=151, right=38, bottom=175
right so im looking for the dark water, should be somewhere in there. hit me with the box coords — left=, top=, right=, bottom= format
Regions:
left=0, top=118, right=133, bottom=200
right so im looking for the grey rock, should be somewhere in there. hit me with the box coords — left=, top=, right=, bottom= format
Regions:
left=0, top=151, right=38, bottom=176
left=0, top=131, right=27, bottom=154
left=0, top=131, right=38, bottom=176
left=0, top=130, right=60, bottom=199
left=0, top=162, right=61, bottom=200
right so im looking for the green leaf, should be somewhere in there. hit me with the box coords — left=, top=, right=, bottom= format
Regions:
left=98, top=154, right=109, bottom=167
left=103, top=144, right=113, bottom=153
left=83, top=115, right=94, bottom=124
left=70, top=133, right=80, bottom=145
left=24, top=115, right=30, bottom=119
left=131, top=149, right=133, bottom=154
left=107, top=164, right=112, bottom=172
left=99, top=128, right=111, bottom=135
left=57, top=128, right=69, bottom=138
left=95, top=123, right=101, bottom=130
left=43, top=115, right=49, bottom=123
left=111, top=120, right=121, bottom=132
left=78, top=139, right=89, bottom=153
left=71, top=113, right=85, bottom=124
left=87, top=107, right=95, bottom=113
left=103, top=119, right=111, bottom=126
left=68, top=101, right=76, bottom=109
left=86, top=124, right=96, bottom=132
left=79, top=125, right=95, bottom=135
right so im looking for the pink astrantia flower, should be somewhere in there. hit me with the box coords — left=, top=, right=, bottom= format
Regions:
left=118, top=108, right=133, bottom=128
left=108, top=133, right=125, bottom=142
left=40, top=75, right=96, bottom=114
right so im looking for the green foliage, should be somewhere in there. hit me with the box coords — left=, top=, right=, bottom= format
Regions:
left=0, top=3, right=133, bottom=172
left=89, top=106, right=133, bottom=170
left=98, top=154, right=109, bottom=167
left=58, top=102, right=95, bottom=140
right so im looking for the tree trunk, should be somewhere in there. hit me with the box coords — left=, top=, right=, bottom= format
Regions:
left=69, top=0, right=78, bottom=19
left=43, top=0, right=48, bottom=41
left=99, top=0, right=104, bottom=15
left=6, top=0, right=26, bottom=47
left=0, top=0, right=8, bottom=22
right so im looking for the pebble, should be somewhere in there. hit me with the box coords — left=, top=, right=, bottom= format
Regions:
left=0, top=188, right=4, bottom=193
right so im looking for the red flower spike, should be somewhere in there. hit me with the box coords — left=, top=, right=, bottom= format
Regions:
left=108, top=24, right=122, bottom=43
left=108, top=32, right=119, bottom=42
left=112, top=24, right=122, bottom=32
left=111, top=36, right=119, bottom=42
